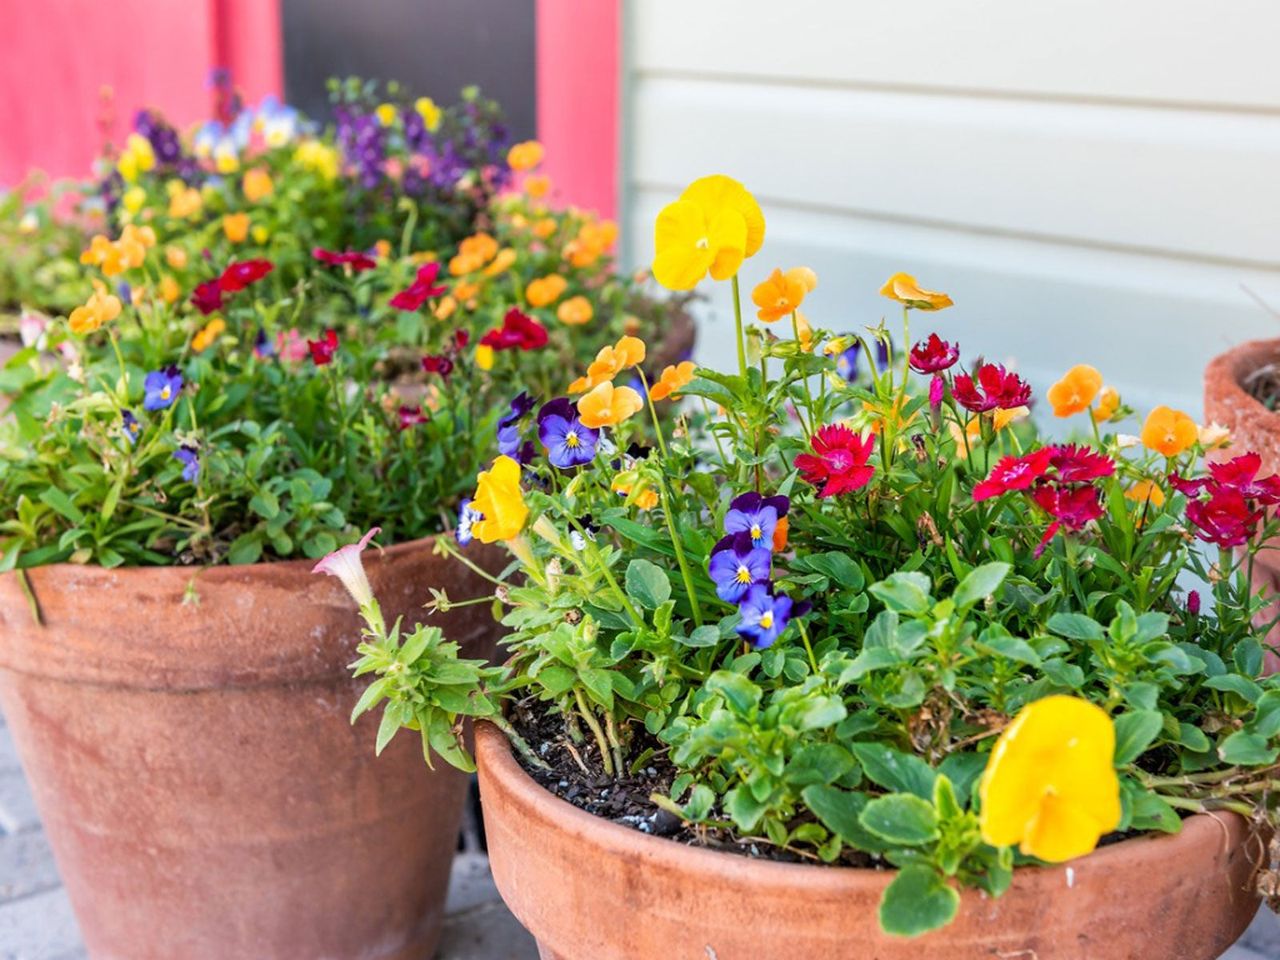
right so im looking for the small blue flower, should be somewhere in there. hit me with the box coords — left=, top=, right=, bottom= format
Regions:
left=736, top=584, right=795, bottom=648
left=836, top=343, right=862, bottom=383
left=116, top=281, right=132, bottom=303
left=456, top=498, right=484, bottom=547
left=537, top=398, right=599, bottom=469
left=708, top=532, right=772, bottom=603
left=497, top=391, right=537, bottom=461
left=723, top=492, right=790, bottom=550
left=254, top=327, right=274, bottom=359
left=121, top=409, right=141, bottom=447
left=173, top=445, right=199, bottom=483
left=144, top=366, right=183, bottom=411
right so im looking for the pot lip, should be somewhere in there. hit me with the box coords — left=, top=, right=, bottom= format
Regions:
left=1207, top=337, right=1280, bottom=415
left=9, top=531, right=445, bottom=586
left=476, top=720, right=1245, bottom=890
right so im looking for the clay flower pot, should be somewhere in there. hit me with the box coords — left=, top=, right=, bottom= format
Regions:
left=1205, top=337, right=1280, bottom=663
left=475, top=723, right=1262, bottom=960
left=0, top=536, right=503, bottom=960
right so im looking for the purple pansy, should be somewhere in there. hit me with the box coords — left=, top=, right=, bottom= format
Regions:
left=708, top=532, right=772, bottom=603
left=497, top=392, right=537, bottom=462
left=173, top=445, right=200, bottom=483
left=143, top=366, right=183, bottom=411
left=736, top=584, right=795, bottom=648
left=724, top=492, right=790, bottom=551
left=456, top=498, right=483, bottom=546
left=121, top=409, right=141, bottom=447
left=537, top=398, right=599, bottom=469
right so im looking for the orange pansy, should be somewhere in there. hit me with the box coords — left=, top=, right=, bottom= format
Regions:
left=557, top=296, right=593, bottom=326
left=1141, top=406, right=1198, bottom=457
left=578, top=382, right=643, bottom=428
left=1047, top=365, right=1103, bottom=418
left=649, top=361, right=696, bottom=402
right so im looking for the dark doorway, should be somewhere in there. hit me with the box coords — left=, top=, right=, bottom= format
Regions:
left=282, top=0, right=537, bottom=137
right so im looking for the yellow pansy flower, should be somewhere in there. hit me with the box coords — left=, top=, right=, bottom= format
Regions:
left=375, top=103, right=398, bottom=127
left=524, top=174, right=551, bottom=199
left=192, top=317, right=226, bottom=352
left=679, top=175, right=765, bottom=258
left=415, top=97, right=442, bottom=132
left=475, top=344, right=495, bottom=371
left=165, top=245, right=188, bottom=270
left=980, top=695, right=1121, bottom=863
left=471, top=456, right=529, bottom=542
left=1092, top=386, right=1120, bottom=422
left=879, top=272, right=953, bottom=311
left=159, top=275, right=181, bottom=305
left=1141, top=406, right=1197, bottom=457
left=1047, top=365, right=1103, bottom=418
left=122, top=187, right=147, bottom=215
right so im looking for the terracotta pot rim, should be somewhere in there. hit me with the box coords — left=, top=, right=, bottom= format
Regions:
left=476, top=721, right=1254, bottom=891
left=15, top=531, right=442, bottom=583
left=1206, top=337, right=1280, bottom=422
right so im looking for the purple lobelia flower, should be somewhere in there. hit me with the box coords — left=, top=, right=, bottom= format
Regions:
left=537, top=398, right=599, bottom=469
left=708, top=532, right=772, bottom=603
left=173, top=445, right=200, bottom=483
left=736, top=584, right=795, bottom=649
left=143, top=366, right=183, bottom=411
left=723, top=492, right=790, bottom=550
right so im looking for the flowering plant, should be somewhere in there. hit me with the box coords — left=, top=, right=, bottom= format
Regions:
left=0, top=84, right=687, bottom=571
left=342, top=174, right=1280, bottom=936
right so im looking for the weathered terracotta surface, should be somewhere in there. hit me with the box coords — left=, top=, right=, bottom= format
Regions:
left=1205, top=338, right=1280, bottom=667
left=0, top=537, right=503, bottom=960
left=476, top=723, right=1262, bottom=960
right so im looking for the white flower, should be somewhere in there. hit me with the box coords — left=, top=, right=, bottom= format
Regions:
left=1115, top=434, right=1141, bottom=449
left=311, top=527, right=381, bottom=608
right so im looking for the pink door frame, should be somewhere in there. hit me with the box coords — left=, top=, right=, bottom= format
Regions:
left=535, top=0, right=621, bottom=219
left=0, top=0, right=281, bottom=186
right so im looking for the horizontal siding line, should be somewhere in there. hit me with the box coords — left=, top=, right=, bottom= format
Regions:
left=631, top=67, right=1280, bottom=119
left=631, top=181, right=1280, bottom=273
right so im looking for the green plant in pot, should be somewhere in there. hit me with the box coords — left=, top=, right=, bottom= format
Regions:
left=0, top=93, right=688, bottom=959
left=342, top=175, right=1280, bottom=958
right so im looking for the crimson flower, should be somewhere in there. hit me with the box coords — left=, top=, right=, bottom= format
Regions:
left=422, top=354, right=454, bottom=379
left=973, top=448, right=1054, bottom=502
left=308, top=329, right=339, bottom=366
left=909, top=334, right=960, bottom=374
left=313, top=247, right=377, bottom=272
left=389, top=262, right=447, bottom=311
left=1186, top=491, right=1262, bottom=548
left=219, top=259, right=274, bottom=293
left=952, top=363, right=1032, bottom=413
left=795, top=424, right=876, bottom=498
left=1031, top=483, right=1106, bottom=556
left=1207, top=453, right=1280, bottom=504
left=1048, top=444, right=1115, bottom=484
left=192, top=279, right=223, bottom=315
left=481, top=307, right=548, bottom=351
left=398, top=405, right=429, bottom=430
left=455, top=330, right=470, bottom=349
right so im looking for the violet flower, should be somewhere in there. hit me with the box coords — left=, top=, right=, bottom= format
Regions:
left=723, top=492, right=790, bottom=551
left=144, top=366, right=183, bottom=411
left=708, top=532, right=772, bottom=603
left=537, top=398, right=599, bottom=469
left=736, top=584, right=795, bottom=648
left=173, top=445, right=200, bottom=483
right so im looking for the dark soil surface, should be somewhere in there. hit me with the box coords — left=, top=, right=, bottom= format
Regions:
left=508, top=699, right=881, bottom=867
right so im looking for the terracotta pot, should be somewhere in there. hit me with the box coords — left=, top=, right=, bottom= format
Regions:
left=476, top=723, right=1262, bottom=960
left=0, top=537, right=504, bottom=960
left=1205, top=337, right=1280, bottom=667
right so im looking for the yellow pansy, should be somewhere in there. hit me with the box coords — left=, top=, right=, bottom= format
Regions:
left=415, top=97, right=442, bottom=132
left=159, top=275, right=181, bottom=305
left=1125, top=479, right=1165, bottom=509
left=243, top=168, right=274, bottom=202
left=68, top=287, right=123, bottom=336
left=526, top=274, right=567, bottom=308
left=475, top=344, right=495, bottom=371
left=679, top=175, right=765, bottom=258
left=116, top=133, right=155, bottom=183
left=568, top=336, right=646, bottom=393
left=471, top=456, right=529, bottom=542
left=1141, top=406, right=1197, bottom=457
left=652, top=198, right=747, bottom=291
left=223, top=213, right=250, bottom=243
left=1047, top=365, right=1103, bottom=418
left=879, top=272, right=953, bottom=311
left=507, top=140, right=545, bottom=172
left=1199, top=422, right=1231, bottom=450
left=979, top=695, right=1121, bottom=863
left=375, top=103, right=398, bottom=127
left=556, top=296, right=593, bottom=326
left=122, top=187, right=147, bottom=215
left=482, top=248, right=517, bottom=278
left=524, top=174, right=551, bottom=199
left=294, top=139, right=340, bottom=181
left=192, top=317, right=226, bottom=352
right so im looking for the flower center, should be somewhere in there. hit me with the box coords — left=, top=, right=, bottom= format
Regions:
left=695, top=237, right=710, bottom=250
left=160, top=386, right=171, bottom=400
left=735, top=564, right=753, bottom=584
left=750, top=523, right=763, bottom=540
left=759, top=611, right=774, bottom=629
left=565, top=430, right=579, bottom=448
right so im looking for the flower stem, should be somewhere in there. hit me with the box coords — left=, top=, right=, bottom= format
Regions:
left=574, top=687, right=615, bottom=777
left=731, top=275, right=747, bottom=382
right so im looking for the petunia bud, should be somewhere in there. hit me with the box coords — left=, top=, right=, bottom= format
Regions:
left=312, top=527, right=381, bottom=610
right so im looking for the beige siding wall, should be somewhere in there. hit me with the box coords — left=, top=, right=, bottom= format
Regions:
left=620, top=0, right=1280, bottom=416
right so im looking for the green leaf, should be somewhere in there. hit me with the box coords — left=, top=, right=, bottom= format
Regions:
left=1219, top=731, right=1279, bottom=766
left=707, top=670, right=761, bottom=713
left=797, top=551, right=865, bottom=589
left=859, top=793, right=939, bottom=845
left=250, top=488, right=280, bottom=519
left=351, top=677, right=391, bottom=722
left=1205, top=674, right=1263, bottom=705
left=851, top=743, right=937, bottom=800
left=785, top=743, right=856, bottom=788
left=879, top=865, right=960, bottom=937
left=1129, top=791, right=1182, bottom=833
left=1047, top=612, right=1104, bottom=642
left=1234, top=639, right=1264, bottom=678
left=798, top=695, right=847, bottom=731
left=977, top=631, right=1041, bottom=667
left=227, top=532, right=263, bottom=566
left=725, top=784, right=768, bottom=832
left=801, top=785, right=888, bottom=852
left=1177, top=722, right=1211, bottom=753
left=625, top=558, right=672, bottom=610
left=579, top=668, right=615, bottom=710
left=937, top=753, right=986, bottom=802
left=869, top=572, right=932, bottom=615
left=375, top=706, right=402, bottom=756
left=679, top=625, right=722, bottom=648
left=952, top=562, right=1010, bottom=610
left=1113, top=710, right=1163, bottom=764
left=1252, top=690, right=1280, bottom=738
left=39, top=488, right=85, bottom=525
left=536, top=665, right=577, bottom=696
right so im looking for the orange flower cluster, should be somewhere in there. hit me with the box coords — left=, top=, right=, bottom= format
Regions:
left=569, top=335, right=646, bottom=394
left=80, top=224, right=156, bottom=277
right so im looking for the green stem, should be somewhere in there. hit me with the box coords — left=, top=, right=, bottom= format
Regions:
left=574, top=687, right=615, bottom=777
left=489, top=715, right=551, bottom=771
left=731, top=274, right=747, bottom=382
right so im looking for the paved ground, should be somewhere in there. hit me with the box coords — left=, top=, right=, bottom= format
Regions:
left=0, top=707, right=1275, bottom=959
